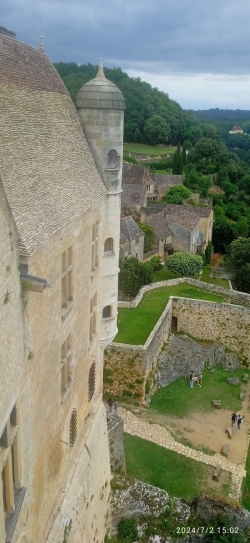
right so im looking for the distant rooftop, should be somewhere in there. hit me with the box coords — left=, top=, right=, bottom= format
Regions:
left=0, top=26, right=16, bottom=39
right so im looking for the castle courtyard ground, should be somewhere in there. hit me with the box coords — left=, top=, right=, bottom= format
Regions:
left=117, top=379, right=250, bottom=501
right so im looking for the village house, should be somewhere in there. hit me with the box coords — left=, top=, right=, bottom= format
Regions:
left=145, top=204, right=213, bottom=258
left=122, top=164, right=154, bottom=205
left=229, top=126, right=244, bottom=134
left=150, top=173, right=183, bottom=201
left=0, top=30, right=124, bottom=543
left=120, top=216, right=144, bottom=261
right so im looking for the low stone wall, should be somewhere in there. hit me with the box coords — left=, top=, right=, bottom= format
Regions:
left=104, top=300, right=172, bottom=399
left=118, top=277, right=250, bottom=308
left=107, top=414, right=126, bottom=474
left=172, top=297, right=250, bottom=362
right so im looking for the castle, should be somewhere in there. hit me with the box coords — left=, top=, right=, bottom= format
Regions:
left=0, top=32, right=124, bottom=543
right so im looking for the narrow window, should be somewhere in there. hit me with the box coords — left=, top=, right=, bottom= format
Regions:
left=61, top=246, right=73, bottom=314
left=107, top=149, right=117, bottom=169
left=102, top=305, right=111, bottom=319
left=91, top=222, right=99, bottom=272
left=88, top=362, right=96, bottom=401
left=89, top=293, right=97, bottom=341
left=61, top=335, right=72, bottom=395
left=104, top=238, right=114, bottom=254
left=1, top=404, right=21, bottom=522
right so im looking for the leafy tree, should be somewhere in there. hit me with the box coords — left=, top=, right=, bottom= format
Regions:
left=205, top=241, right=213, bottom=264
left=118, top=257, right=154, bottom=298
left=164, top=185, right=191, bottom=204
left=144, top=115, right=171, bottom=145
left=182, top=141, right=187, bottom=166
left=167, top=252, right=203, bottom=277
left=184, top=164, right=212, bottom=196
left=212, top=216, right=234, bottom=253
left=225, top=237, right=250, bottom=293
left=233, top=220, right=249, bottom=238
left=138, top=222, right=155, bottom=253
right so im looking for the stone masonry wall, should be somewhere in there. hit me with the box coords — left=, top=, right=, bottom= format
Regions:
left=172, top=297, right=250, bottom=362
left=107, top=414, right=126, bottom=474
left=104, top=300, right=172, bottom=399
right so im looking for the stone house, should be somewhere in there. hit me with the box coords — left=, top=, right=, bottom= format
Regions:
left=122, top=164, right=155, bottom=205
left=120, top=216, right=144, bottom=261
left=229, top=126, right=244, bottom=134
left=0, top=32, right=124, bottom=543
left=150, top=173, right=183, bottom=201
left=145, top=204, right=213, bottom=257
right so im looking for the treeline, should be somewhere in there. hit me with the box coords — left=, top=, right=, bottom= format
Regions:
left=190, top=108, right=250, bottom=121
left=54, top=62, right=208, bottom=146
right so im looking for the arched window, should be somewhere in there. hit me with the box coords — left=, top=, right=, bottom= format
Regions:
left=88, top=362, right=96, bottom=401
left=102, top=305, right=111, bottom=319
left=104, top=237, right=114, bottom=254
left=108, top=149, right=117, bottom=169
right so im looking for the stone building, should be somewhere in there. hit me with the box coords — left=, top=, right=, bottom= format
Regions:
left=150, top=173, right=183, bottom=201
left=145, top=204, right=213, bottom=257
left=121, top=164, right=149, bottom=208
left=120, top=216, right=144, bottom=261
left=0, top=32, right=124, bottom=543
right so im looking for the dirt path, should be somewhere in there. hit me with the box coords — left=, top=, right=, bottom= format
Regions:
left=120, top=380, right=250, bottom=466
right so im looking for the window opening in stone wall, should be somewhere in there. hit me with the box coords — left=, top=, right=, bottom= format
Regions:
left=89, top=293, right=97, bottom=341
left=61, top=246, right=73, bottom=316
left=88, top=362, right=96, bottom=401
left=91, top=222, right=99, bottom=272
left=102, top=305, right=111, bottom=319
left=69, top=409, right=77, bottom=447
left=107, top=149, right=117, bottom=169
left=61, top=335, right=72, bottom=397
left=104, top=237, right=114, bottom=254
left=0, top=404, right=22, bottom=526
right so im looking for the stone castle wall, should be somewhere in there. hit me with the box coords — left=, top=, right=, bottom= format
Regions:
left=107, top=414, right=126, bottom=474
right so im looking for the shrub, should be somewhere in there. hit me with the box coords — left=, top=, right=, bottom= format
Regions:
left=117, top=518, right=138, bottom=543
left=167, top=252, right=203, bottom=277
left=164, top=185, right=191, bottom=204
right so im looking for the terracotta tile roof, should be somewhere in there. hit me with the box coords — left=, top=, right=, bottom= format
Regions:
left=120, top=216, right=144, bottom=243
left=0, top=35, right=106, bottom=255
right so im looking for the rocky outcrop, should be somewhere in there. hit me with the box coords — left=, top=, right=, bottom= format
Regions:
left=156, top=334, right=239, bottom=388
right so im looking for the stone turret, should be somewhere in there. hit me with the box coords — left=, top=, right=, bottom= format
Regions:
left=76, top=61, right=125, bottom=347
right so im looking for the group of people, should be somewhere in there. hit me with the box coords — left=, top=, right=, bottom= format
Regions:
left=231, top=412, right=243, bottom=431
left=108, top=398, right=119, bottom=415
left=189, top=371, right=202, bottom=388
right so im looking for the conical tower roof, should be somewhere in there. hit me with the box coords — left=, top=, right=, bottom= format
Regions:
left=75, top=60, right=125, bottom=110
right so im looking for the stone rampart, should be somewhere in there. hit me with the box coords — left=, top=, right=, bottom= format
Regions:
left=172, top=297, right=250, bottom=362
left=104, top=300, right=172, bottom=399
left=107, top=414, right=126, bottom=474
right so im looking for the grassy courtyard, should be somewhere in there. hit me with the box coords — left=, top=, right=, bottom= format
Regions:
left=115, top=284, right=224, bottom=345
left=123, top=143, right=176, bottom=156
left=200, top=266, right=229, bottom=289
left=149, top=367, right=249, bottom=417
left=124, top=433, right=231, bottom=502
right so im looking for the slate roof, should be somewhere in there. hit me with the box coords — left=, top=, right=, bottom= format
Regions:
left=163, top=204, right=212, bottom=218
left=146, top=205, right=201, bottom=239
left=122, top=164, right=151, bottom=185
left=0, top=35, right=106, bottom=255
left=120, top=216, right=144, bottom=243
left=121, top=184, right=146, bottom=206
left=76, top=61, right=125, bottom=110
left=146, top=214, right=173, bottom=239
left=150, top=174, right=183, bottom=187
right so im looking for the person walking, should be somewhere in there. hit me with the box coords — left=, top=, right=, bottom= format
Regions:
left=237, top=414, right=243, bottom=431
left=189, top=371, right=194, bottom=389
left=231, top=412, right=237, bottom=428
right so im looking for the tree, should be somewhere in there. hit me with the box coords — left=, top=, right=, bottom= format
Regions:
left=205, top=241, right=213, bottom=264
left=144, top=115, right=171, bottom=145
left=118, top=257, right=154, bottom=298
left=164, top=185, right=191, bottom=205
left=138, top=223, right=155, bottom=253
left=233, top=220, right=249, bottom=239
left=167, top=252, right=203, bottom=277
left=224, top=237, right=250, bottom=293
left=172, top=142, right=183, bottom=174
left=212, top=216, right=234, bottom=253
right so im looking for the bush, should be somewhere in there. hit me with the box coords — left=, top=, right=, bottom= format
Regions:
left=119, top=257, right=154, bottom=298
left=150, top=255, right=162, bottom=271
left=138, top=222, right=155, bottom=253
left=117, top=518, right=138, bottom=543
left=167, top=252, right=203, bottom=277
left=164, top=185, right=191, bottom=204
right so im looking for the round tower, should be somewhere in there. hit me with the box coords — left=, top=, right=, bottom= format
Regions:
left=76, top=61, right=125, bottom=348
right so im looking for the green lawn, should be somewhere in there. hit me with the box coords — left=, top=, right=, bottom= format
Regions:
left=150, top=367, right=249, bottom=417
left=153, top=268, right=179, bottom=282
left=123, top=143, right=176, bottom=156
left=242, top=442, right=250, bottom=511
left=115, top=284, right=224, bottom=345
left=201, top=266, right=229, bottom=289
left=124, top=433, right=230, bottom=502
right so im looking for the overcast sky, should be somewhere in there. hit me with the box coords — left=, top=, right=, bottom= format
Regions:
left=1, top=0, right=250, bottom=110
